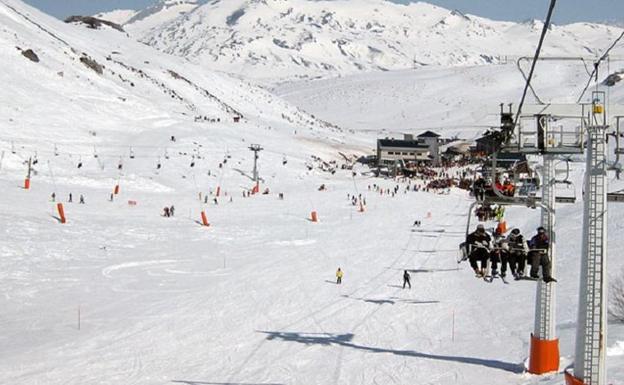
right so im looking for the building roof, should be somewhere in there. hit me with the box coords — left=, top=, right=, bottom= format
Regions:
left=417, top=130, right=441, bottom=138
left=378, top=139, right=429, bottom=149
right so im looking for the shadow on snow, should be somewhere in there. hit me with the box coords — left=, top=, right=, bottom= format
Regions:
left=257, top=331, right=523, bottom=374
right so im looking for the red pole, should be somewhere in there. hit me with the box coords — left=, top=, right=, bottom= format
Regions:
left=452, top=310, right=455, bottom=342
left=201, top=211, right=209, bottom=227
left=57, top=203, right=66, bottom=224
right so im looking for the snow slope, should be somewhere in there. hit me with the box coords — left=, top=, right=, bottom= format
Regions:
left=93, top=9, right=138, bottom=25
left=274, top=60, right=624, bottom=137
left=132, top=0, right=624, bottom=82
left=1, top=0, right=624, bottom=384
left=123, top=0, right=201, bottom=36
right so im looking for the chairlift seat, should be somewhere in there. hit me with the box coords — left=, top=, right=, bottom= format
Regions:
left=555, top=196, right=576, bottom=204
left=607, top=193, right=624, bottom=202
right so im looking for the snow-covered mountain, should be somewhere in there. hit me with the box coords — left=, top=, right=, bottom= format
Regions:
left=120, top=0, right=624, bottom=82
left=95, top=0, right=201, bottom=36
left=123, top=0, right=201, bottom=35
left=0, top=0, right=345, bottom=156
left=93, top=9, right=137, bottom=25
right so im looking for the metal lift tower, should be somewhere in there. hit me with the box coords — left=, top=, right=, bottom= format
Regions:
left=566, top=93, right=609, bottom=385
left=249, top=144, right=263, bottom=192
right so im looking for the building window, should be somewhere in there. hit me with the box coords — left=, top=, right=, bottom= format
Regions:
left=388, top=151, right=394, bottom=155
left=403, top=152, right=408, bottom=155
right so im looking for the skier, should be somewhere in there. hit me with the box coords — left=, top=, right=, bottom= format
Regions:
left=68, top=193, right=73, bottom=203
left=528, top=226, right=557, bottom=283
left=163, top=207, right=170, bottom=217
left=79, top=194, right=85, bottom=204
left=403, top=270, right=411, bottom=289
left=169, top=205, right=175, bottom=217
left=507, top=228, right=528, bottom=279
left=466, top=224, right=491, bottom=277
left=51, top=192, right=56, bottom=202
left=336, top=268, right=343, bottom=284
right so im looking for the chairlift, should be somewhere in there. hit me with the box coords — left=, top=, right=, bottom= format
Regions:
left=129, top=147, right=135, bottom=159
left=554, top=158, right=577, bottom=203
left=93, top=146, right=98, bottom=158
left=54, top=145, right=59, bottom=157
left=164, top=149, right=170, bottom=160
left=77, top=156, right=83, bottom=169
left=118, top=158, right=123, bottom=170
left=190, top=156, right=196, bottom=168
left=32, top=152, right=39, bottom=165
left=156, top=157, right=162, bottom=170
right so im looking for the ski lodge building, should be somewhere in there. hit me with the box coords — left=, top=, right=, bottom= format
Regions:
left=376, top=131, right=442, bottom=166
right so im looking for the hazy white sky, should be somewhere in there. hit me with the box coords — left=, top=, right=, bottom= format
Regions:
left=19, top=0, right=624, bottom=25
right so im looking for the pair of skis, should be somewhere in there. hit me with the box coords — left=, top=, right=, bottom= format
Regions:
left=483, top=272, right=509, bottom=284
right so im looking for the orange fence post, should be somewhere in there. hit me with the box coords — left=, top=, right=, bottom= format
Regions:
left=114, top=185, right=120, bottom=195
left=528, top=334, right=559, bottom=374
left=201, top=211, right=209, bottom=227
left=24, top=178, right=30, bottom=189
left=57, top=203, right=66, bottom=224
left=311, top=211, right=318, bottom=222
left=564, top=370, right=586, bottom=385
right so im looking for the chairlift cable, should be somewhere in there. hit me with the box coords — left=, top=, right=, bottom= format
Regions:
left=577, top=29, right=624, bottom=103
left=513, top=0, right=557, bottom=130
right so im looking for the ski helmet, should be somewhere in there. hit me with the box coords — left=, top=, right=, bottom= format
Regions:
left=511, top=228, right=520, bottom=235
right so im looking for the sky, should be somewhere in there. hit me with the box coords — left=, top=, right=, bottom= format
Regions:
left=19, top=0, right=624, bottom=25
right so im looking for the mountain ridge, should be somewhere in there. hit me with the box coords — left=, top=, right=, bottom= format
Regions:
left=91, top=0, right=624, bottom=82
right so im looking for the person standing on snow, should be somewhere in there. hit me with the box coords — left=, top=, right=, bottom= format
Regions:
left=403, top=270, right=411, bottom=289
left=336, top=268, right=343, bottom=284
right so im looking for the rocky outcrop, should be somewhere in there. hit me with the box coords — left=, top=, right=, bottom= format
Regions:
left=65, top=16, right=125, bottom=32
left=20, top=48, right=39, bottom=62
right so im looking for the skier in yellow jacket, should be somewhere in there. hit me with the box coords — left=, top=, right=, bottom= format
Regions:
left=336, top=268, right=343, bottom=284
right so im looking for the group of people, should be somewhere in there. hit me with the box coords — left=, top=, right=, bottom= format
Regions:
left=465, top=224, right=556, bottom=283
left=51, top=192, right=85, bottom=204
left=162, top=205, right=175, bottom=217
left=472, top=177, right=516, bottom=201
left=334, top=268, right=412, bottom=289
left=475, top=204, right=504, bottom=222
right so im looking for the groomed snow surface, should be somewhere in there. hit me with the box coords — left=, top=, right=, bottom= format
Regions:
left=2, top=148, right=624, bottom=385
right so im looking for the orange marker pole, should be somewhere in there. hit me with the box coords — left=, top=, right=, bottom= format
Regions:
left=57, top=203, right=66, bottom=224
left=201, top=211, right=209, bottom=227
left=311, top=211, right=318, bottom=222
left=564, top=370, right=585, bottom=385
left=114, top=184, right=120, bottom=195
left=216, top=186, right=221, bottom=197
left=24, top=178, right=30, bottom=189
